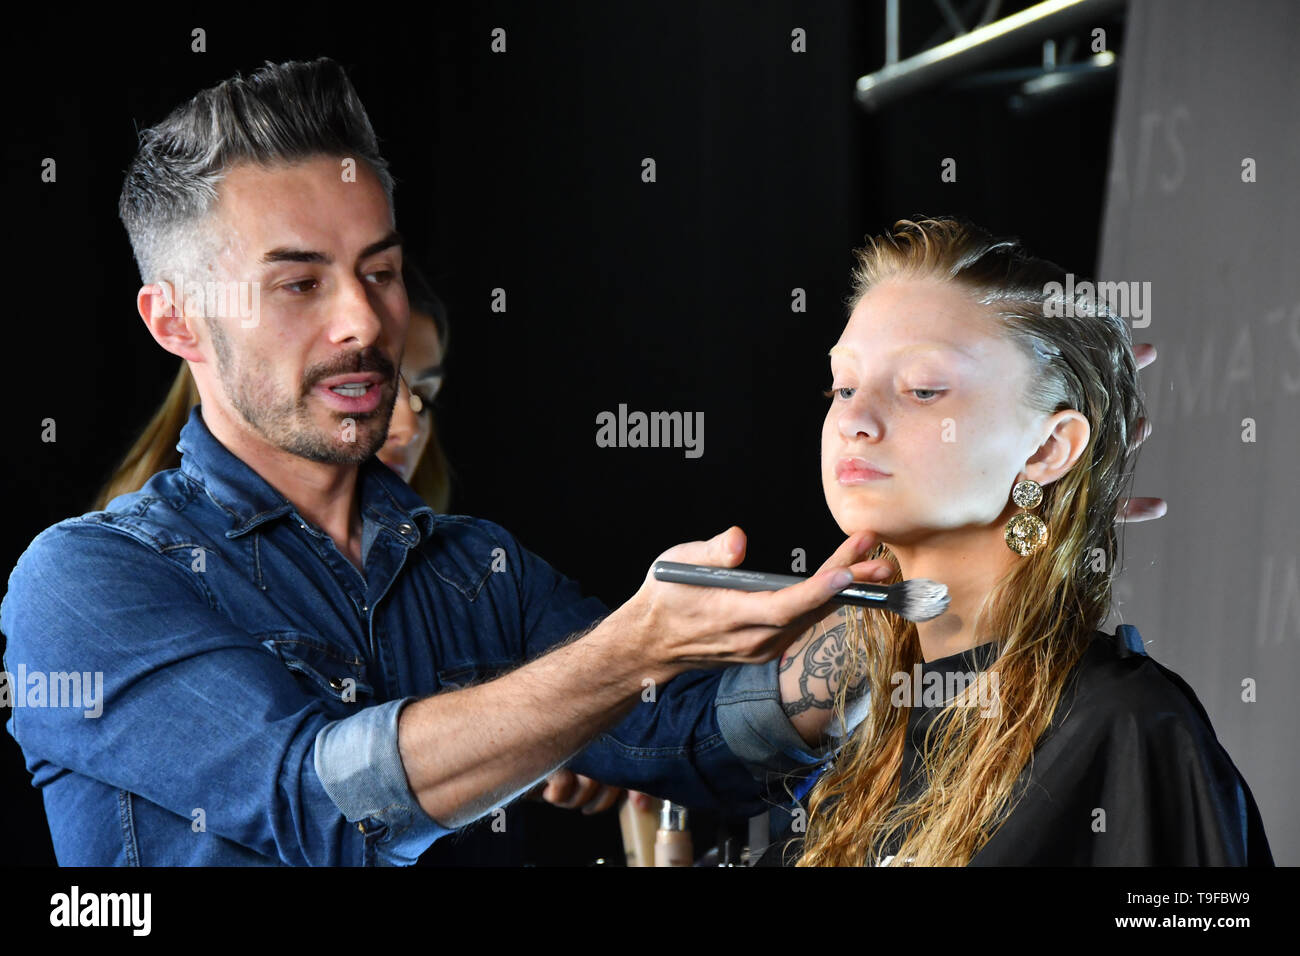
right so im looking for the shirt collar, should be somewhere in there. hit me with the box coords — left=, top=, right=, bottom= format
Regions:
left=176, top=404, right=438, bottom=541
left=920, top=639, right=999, bottom=673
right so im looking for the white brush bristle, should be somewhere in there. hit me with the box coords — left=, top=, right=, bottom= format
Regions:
left=889, top=578, right=951, bottom=622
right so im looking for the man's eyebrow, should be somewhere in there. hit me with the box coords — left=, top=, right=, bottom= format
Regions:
left=361, top=230, right=403, bottom=260
left=261, top=230, right=404, bottom=265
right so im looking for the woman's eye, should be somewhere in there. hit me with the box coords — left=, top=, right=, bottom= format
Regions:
left=822, top=386, right=856, bottom=400
left=366, top=269, right=395, bottom=284
left=911, top=388, right=943, bottom=402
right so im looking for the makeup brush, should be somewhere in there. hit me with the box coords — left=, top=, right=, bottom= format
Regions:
left=651, top=561, right=950, bottom=623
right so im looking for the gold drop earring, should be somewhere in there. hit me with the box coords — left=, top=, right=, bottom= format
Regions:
left=1004, top=478, right=1047, bottom=557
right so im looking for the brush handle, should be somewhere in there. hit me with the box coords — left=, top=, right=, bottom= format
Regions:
left=651, top=561, right=889, bottom=607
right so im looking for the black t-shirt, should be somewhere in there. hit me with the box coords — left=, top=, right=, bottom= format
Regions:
left=756, top=628, right=1273, bottom=866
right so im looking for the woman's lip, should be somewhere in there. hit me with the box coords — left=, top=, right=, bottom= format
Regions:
left=836, top=458, right=891, bottom=482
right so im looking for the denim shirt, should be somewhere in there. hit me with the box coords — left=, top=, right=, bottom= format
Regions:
left=1, top=406, right=822, bottom=866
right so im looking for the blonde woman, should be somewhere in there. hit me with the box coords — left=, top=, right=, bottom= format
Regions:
left=762, top=217, right=1271, bottom=867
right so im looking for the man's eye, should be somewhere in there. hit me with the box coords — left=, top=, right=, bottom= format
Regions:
left=283, top=278, right=318, bottom=294
left=366, top=269, right=395, bottom=284
left=911, top=388, right=943, bottom=402
left=822, top=386, right=856, bottom=400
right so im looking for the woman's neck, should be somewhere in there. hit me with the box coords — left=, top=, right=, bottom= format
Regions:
left=887, top=525, right=1021, bottom=663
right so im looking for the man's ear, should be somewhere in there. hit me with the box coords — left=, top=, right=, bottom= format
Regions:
left=137, top=282, right=204, bottom=363
left=1023, top=409, right=1090, bottom=486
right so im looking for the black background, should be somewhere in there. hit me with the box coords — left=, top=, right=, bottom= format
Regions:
left=2, top=1, right=1122, bottom=865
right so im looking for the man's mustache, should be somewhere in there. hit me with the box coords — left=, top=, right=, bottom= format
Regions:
left=307, top=349, right=395, bottom=389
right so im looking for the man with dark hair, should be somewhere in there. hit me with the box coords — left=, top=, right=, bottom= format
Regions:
left=1, top=58, right=878, bottom=865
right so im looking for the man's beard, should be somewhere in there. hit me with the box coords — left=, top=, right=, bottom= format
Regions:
left=209, top=321, right=395, bottom=464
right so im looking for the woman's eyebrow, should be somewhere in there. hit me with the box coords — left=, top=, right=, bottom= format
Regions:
left=828, top=343, right=974, bottom=361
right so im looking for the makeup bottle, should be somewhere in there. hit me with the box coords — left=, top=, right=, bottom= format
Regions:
left=618, top=795, right=660, bottom=867
left=654, top=801, right=693, bottom=866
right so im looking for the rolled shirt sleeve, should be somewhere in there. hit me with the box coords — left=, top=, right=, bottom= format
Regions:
left=2, top=521, right=403, bottom=865
left=714, top=659, right=836, bottom=779
left=313, top=697, right=453, bottom=866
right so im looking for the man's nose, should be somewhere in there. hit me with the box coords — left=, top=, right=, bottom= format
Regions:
left=334, top=274, right=388, bottom=347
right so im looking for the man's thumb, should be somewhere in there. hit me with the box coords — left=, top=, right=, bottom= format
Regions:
left=712, top=526, right=746, bottom=565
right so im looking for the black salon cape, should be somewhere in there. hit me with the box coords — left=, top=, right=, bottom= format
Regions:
left=757, top=627, right=1273, bottom=866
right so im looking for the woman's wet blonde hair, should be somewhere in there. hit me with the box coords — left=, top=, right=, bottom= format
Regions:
left=797, top=217, right=1145, bottom=866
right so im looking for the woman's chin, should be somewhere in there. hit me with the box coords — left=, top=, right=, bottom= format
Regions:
left=829, top=500, right=896, bottom=538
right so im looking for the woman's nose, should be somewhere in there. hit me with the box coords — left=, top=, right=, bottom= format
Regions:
left=838, top=396, right=881, bottom=440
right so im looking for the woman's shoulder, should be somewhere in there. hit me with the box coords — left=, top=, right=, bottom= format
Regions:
left=1044, top=624, right=1273, bottom=865
left=1055, top=624, right=1228, bottom=748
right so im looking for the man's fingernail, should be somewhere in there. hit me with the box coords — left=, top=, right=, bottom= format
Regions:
left=831, top=570, right=853, bottom=589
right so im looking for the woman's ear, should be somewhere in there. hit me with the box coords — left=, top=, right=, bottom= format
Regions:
left=1024, top=410, right=1090, bottom=486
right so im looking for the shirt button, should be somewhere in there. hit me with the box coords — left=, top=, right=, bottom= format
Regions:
left=329, top=677, right=347, bottom=691
left=398, top=523, right=414, bottom=537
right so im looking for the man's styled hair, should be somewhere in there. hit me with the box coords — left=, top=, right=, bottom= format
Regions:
left=118, top=57, right=395, bottom=286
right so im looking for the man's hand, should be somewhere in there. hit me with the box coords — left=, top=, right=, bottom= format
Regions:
left=616, top=527, right=890, bottom=682
left=524, top=769, right=627, bottom=814
left=1118, top=343, right=1166, bottom=523
left=524, top=770, right=659, bottom=814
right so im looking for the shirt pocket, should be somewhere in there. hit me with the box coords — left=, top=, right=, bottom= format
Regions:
left=420, top=515, right=499, bottom=600
left=259, top=631, right=376, bottom=703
